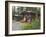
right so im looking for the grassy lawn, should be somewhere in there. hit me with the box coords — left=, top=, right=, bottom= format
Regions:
left=21, top=23, right=32, bottom=30
left=21, top=19, right=40, bottom=30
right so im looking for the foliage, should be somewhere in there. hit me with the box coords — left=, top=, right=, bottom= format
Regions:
left=12, top=6, right=40, bottom=16
left=31, top=19, right=40, bottom=29
left=21, top=19, right=40, bottom=30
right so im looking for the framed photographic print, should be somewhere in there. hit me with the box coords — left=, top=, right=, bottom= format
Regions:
left=5, top=1, right=45, bottom=36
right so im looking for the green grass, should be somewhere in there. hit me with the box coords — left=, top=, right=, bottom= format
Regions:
left=21, top=19, right=40, bottom=30
left=31, top=19, right=40, bottom=29
left=21, top=23, right=32, bottom=30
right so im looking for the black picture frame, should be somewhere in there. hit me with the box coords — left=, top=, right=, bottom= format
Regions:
left=5, top=1, right=45, bottom=36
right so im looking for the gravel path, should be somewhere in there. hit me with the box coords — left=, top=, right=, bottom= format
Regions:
left=12, top=20, right=22, bottom=30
